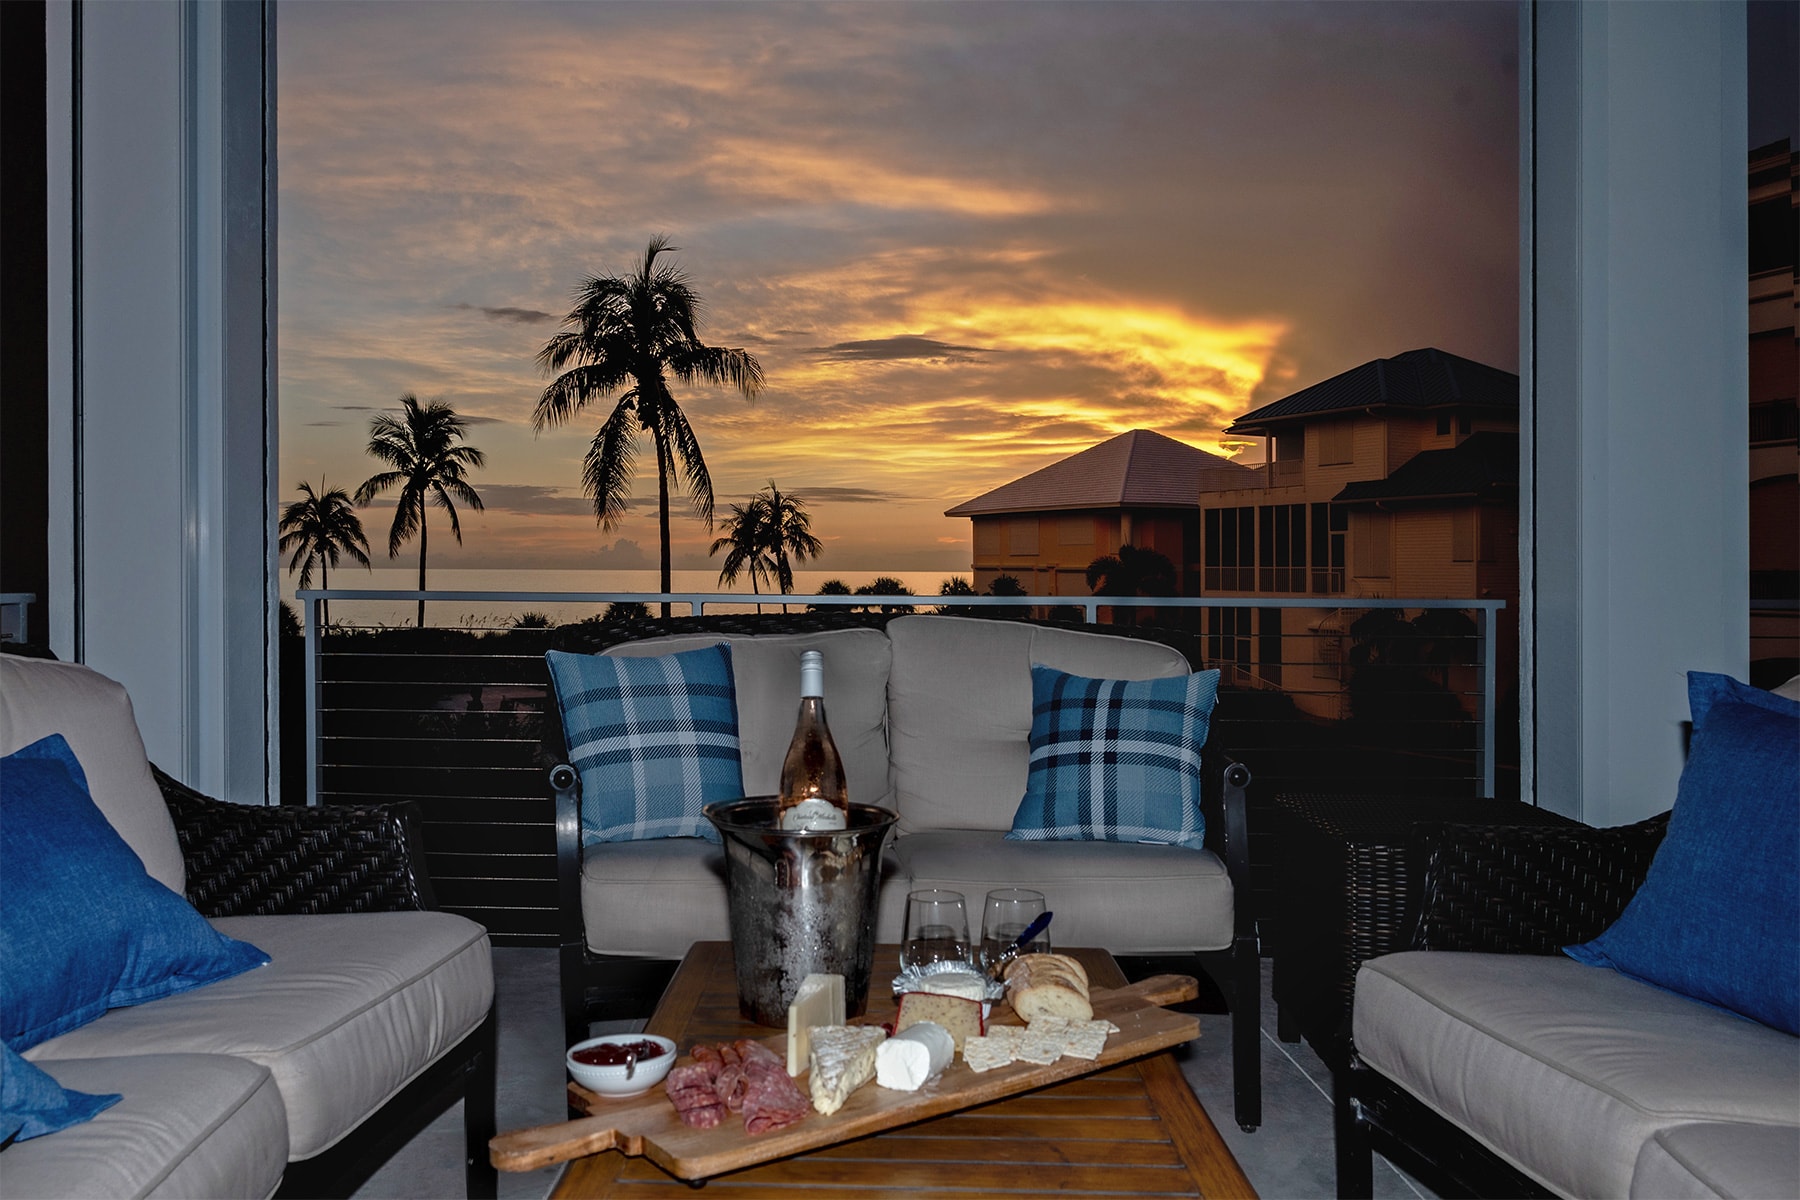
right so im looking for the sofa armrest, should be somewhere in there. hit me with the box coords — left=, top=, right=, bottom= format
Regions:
left=156, top=765, right=439, bottom=917
left=1203, top=749, right=1255, bottom=945
left=1407, top=811, right=1670, bottom=954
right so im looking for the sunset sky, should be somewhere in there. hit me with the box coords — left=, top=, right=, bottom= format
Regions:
left=277, top=0, right=1519, bottom=576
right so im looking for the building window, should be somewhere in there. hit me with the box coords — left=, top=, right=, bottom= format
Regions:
left=1204, top=507, right=1255, bottom=590
left=1311, top=503, right=1347, bottom=593
left=1008, top=517, right=1039, bottom=556
left=1459, top=413, right=1473, bottom=435
left=1452, top=509, right=1476, bottom=562
left=1353, top=511, right=1393, bottom=578
left=1258, top=504, right=1306, bottom=592
left=975, top=520, right=1001, bottom=557
left=1258, top=607, right=1284, bottom=686
left=1207, top=607, right=1252, bottom=670
left=1060, top=515, right=1094, bottom=547
left=1435, top=412, right=1452, bottom=436
left=1274, top=429, right=1303, bottom=461
left=1317, top=420, right=1354, bottom=465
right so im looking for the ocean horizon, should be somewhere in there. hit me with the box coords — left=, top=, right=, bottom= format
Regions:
left=287, top=566, right=975, bottom=628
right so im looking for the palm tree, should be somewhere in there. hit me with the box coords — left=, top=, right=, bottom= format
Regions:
left=277, top=479, right=370, bottom=628
left=709, top=499, right=778, bottom=609
left=355, top=394, right=487, bottom=629
left=753, top=481, right=823, bottom=595
left=1085, top=544, right=1178, bottom=625
left=534, top=236, right=764, bottom=617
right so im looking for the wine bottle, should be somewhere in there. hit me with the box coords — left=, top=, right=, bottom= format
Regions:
left=777, top=650, right=849, bottom=831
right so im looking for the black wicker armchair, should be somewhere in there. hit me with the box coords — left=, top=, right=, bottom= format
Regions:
left=154, top=768, right=498, bottom=1200
left=1335, top=813, right=1670, bottom=1199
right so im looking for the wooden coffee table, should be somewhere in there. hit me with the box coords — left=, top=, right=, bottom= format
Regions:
left=550, top=941, right=1256, bottom=1198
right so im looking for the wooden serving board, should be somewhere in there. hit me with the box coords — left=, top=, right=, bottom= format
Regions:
left=490, top=974, right=1200, bottom=1183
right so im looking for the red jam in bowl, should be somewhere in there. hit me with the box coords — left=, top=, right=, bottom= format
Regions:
left=570, top=1039, right=668, bottom=1067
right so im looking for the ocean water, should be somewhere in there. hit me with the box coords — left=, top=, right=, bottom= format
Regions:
left=287, top=566, right=971, bottom=628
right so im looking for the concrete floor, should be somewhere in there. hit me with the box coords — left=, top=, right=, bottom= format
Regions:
left=352, top=948, right=1430, bottom=1199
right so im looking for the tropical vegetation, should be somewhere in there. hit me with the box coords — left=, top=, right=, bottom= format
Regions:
left=355, top=394, right=487, bottom=629
left=708, top=481, right=823, bottom=608
left=534, top=236, right=764, bottom=616
left=277, top=479, right=370, bottom=628
left=1085, top=544, right=1177, bottom=624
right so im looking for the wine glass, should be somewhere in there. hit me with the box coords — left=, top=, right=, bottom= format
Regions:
left=901, top=889, right=970, bottom=970
left=980, top=888, right=1050, bottom=972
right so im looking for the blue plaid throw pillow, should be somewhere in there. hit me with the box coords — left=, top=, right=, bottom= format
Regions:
left=1006, top=664, right=1220, bottom=851
left=546, top=644, right=744, bottom=844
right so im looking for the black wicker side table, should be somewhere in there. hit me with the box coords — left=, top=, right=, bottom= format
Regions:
left=1272, top=793, right=1576, bottom=1069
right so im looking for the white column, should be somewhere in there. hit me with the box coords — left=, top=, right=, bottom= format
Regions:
left=44, top=1, right=276, bottom=802
left=1524, top=1, right=1749, bottom=825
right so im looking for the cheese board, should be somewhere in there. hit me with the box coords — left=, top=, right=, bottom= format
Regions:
left=490, top=973, right=1200, bottom=1182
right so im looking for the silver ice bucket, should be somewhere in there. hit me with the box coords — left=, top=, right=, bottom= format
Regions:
left=704, top=797, right=898, bottom=1026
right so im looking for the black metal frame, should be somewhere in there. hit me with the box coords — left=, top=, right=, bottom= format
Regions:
left=545, top=613, right=1264, bottom=1132
left=158, top=768, right=499, bottom=1199
left=1333, top=814, right=1670, bottom=1199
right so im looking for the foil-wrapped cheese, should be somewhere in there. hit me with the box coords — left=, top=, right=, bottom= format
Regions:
left=875, top=1020, right=954, bottom=1091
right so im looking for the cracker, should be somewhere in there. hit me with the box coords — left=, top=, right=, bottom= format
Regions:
left=961, top=1036, right=1014, bottom=1073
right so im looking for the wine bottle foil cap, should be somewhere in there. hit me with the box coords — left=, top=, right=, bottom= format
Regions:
left=799, top=649, right=824, bottom=697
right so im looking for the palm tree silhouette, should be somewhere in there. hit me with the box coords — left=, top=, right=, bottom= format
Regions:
left=534, top=236, right=764, bottom=617
left=709, top=481, right=824, bottom=611
left=277, top=480, right=371, bottom=628
left=355, top=394, right=487, bottom=629
left=709, top=501, right=778, bottom=608
left=1085, top=543, right=1177, bottom=624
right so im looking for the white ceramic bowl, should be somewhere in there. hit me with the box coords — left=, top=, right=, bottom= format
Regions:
left=566, top=1033, right=677, bottom=1098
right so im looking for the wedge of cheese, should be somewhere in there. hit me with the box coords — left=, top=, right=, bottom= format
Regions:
left=806, top=1024, right=885, bottom=1115
left=895, top=991, right=984, bottom=1053
left=785, top=973, right=845, bottom=1075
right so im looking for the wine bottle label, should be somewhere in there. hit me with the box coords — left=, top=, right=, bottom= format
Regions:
left=779, top=798, right=848, bottom=832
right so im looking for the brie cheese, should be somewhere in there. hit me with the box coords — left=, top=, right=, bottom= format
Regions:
left=806, top=1024, right=885, bottom=1115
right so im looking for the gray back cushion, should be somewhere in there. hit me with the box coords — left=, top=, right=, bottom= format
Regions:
left=0, top=656, right=187, bottom=892
left=603, top=628, right=893, bottom=807
left=885, top=616, right=1190, bottom=834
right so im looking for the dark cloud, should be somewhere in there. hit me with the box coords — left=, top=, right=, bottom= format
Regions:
left=458, top=414, right=507, bottom=425
left=790, top=486, right=901, bottom=505
left=593, top=538, right=649, bottom=567
left=476, top=483, right=594, bottom=516
left=453, top=302, right=555, bottom=325
left=816, top=336, right=996, bottom=363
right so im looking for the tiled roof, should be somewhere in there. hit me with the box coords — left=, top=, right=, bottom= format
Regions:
left=1227, top=348, right=1518, bottom=433
left=1333, top=431, right=1520, bottom=505
left=944, top=429, right=1258, bottom=516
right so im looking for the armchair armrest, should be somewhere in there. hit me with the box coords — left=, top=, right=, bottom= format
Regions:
left=156, top=766, right=439, bottom=917
left=1407, top=811, right=1670, bottom=954
left=1202, top=749, right=1255, bottom=945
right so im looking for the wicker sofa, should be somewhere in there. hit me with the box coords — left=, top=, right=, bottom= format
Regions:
left=0, top=654, right=498, bottom=1200
left=548, top=611, right=1261, bottom=1130
left=1337, top=813, right=1800, bottom=1199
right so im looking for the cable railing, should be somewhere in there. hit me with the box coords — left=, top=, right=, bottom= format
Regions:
left=293, top=588, right=1510, bottom=944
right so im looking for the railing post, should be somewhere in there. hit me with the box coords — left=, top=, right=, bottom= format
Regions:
left=304, top=593, right=320, bottom=807
left=1479, top=602, right=1498, bottom=798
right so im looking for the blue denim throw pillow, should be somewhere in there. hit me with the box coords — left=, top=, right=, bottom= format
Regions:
left=1565, top=673, right=1800, bottom=1033
left=1, top=1040, right=119, bottom=1143
left=0, top=735, right=269, bottom=1052
left=1007, top=664, right=1220, bottom=851
left=546, top=644, right=744, bottom=844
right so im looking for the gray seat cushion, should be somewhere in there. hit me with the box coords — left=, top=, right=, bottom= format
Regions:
left=582, top=837, right=909, bottom=956
left=894, top=830, right=1233, bottom=953
left=25, top=911, right=493, bottom=1160
left=0, top=1053, right=286, bottom=1200
left=1354, top=952, right=1800, bottom=1199
left=1630, top=1122, right=1800, bottom=1199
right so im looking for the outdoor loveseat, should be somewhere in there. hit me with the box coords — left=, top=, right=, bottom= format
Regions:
left=1337, top=672, right=1800, bottom=1199
left=545, top=611, right=1261, bottom=1131
left=0, top=654, right=498, bottom=1199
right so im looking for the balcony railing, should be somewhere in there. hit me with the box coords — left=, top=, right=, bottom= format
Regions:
left=294, top=589, right=1508, bottom=945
